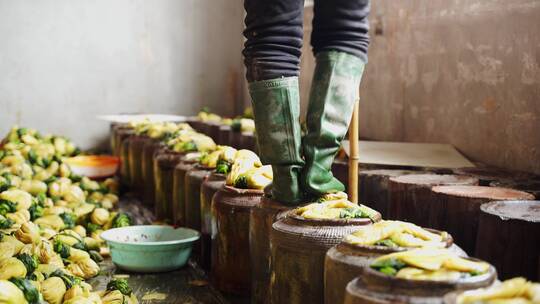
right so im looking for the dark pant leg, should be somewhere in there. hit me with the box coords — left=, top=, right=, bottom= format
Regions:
left=243, top=0, right=305, bottom=82
left=311, top=0, right=370, bottom=62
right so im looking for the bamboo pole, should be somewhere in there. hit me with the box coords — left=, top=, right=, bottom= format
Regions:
left=348, top=99, right=360, bottom=204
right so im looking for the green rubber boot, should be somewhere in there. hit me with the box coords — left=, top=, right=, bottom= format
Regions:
left=249, top=77, right=305, bottom=205
left=301, top=51, right=366, bottom=196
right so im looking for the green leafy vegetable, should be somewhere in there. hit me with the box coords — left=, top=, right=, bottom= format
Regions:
left=50, top=269, right=82, bottom=289
left=0, top=214, right=14, bottom=229
left=230, top=119, right=242, bottom=132
left=9, top=277, right=42, bottom=304
left=27, top=150, right=39, bottom=166
left=370, top=258, right=407, bottom=276
left=112, top=213, right=132, bottom=228
left=59, top=212, right=76, bottom=229
left=41, top=157, right=52, bottom=168
left=71, top=241, right=86, bottom=251
left=16, top=253, right=38, bottom=274
left=358, top=205, right=381, bottom=222
left=180, top=141, right=197, bottom=152
left=0, top=175, right=11, bottom=192
left=338, top=205, right=379, bottom=221
left=379, top=266, right=398, bottom=276
left=106, top=278, right=132, bottom=296
left=86, top=222, right=102, bottom=233
left=69, top=174, right=82, bottom=183
left=0, top=199, right=17, bottom=216
left=374, top=239, right=399, bottom=248
left=339, top=207, right=366, bottom=219
left=35, top=193, right=46, bottom=205
left=43, top=176, right=57, bottom=184
left=28, top=202, right=44, bottom=221
left=215, top=160, right=231, bottom=174
left=200, top=106, right=210, bottom=114
left=53, top=240, right=71, bottom=258
left=16, top=128, right=28, bottom=137
left=89, top=250, right=103, bottom=263
left=233, top=175, right=249, bottom=189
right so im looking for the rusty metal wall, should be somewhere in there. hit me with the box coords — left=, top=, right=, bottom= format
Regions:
left=299, top=1, right=540, bottom=174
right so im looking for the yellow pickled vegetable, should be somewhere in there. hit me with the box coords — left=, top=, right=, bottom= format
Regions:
left=0, top=257, right=27, bottom=279
left=6, top=209, right=31, bottom=225
left=200, top=149, right=223, bottom=168
left=34, top=214, right=65, bottom=231
left=371, top=248, right=490, bottom=281
left=41, top=277, right=67, bottom=304
left=15, top=221, right=40, bottom=244
left=91, top=208, right=110, bottom=226
left=396, top=267, right=463, bottom=281
left=0, top=242, right=16, bottom=262
left=0, top=280, right=27, bottom=304
left=0, top=189, right=32, bottom=210
left=296, top=195, right=378, bottom=220
left=226, top=150, right=262, bottom=186
left=457, top=277, right=540, bottom=304
left=344, top=220, right=446, bottom=248
left=66, top=257, right=100, bottom=279
left=1, top=236, right=24, bottom=255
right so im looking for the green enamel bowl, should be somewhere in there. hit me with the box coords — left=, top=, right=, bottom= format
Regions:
left=100, top=225, right=200, bottom=273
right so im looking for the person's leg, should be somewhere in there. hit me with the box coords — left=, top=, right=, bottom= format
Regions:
left=244, top=0, right=306, bottom=204
left=301, top=0, right=370, bottom=196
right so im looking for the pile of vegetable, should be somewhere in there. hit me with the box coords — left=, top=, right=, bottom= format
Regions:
left=165, top=130, right=216, bottom=154
left=130, top=120, right=193, bottom=142
left=198, top=147, right=227, bottom=170
left=196, top=108, right=222, bottom=123
left=197, top=107, right=255, bottom=133
left=213, top=146, right=238, bottom=175
left=456, top=277, right=540, bottom=304
left=344, top=220, right=449, bottom=249
left=130, top=119, right=217, bottom=154
left=0, top=126, right=136, bottom=304
left=230, top=118, right=255, bottom=133
left=296, top=192, right=379, bottom=221
left=370, top=248, right=490, bottom=281
left=224, top=149, right=272, bottom=190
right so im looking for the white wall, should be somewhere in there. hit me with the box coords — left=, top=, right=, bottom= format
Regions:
left=0, top=0, right=245, bottom=149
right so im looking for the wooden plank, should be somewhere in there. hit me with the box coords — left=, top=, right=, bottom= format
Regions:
left=342, top=140, right=474, bottom=169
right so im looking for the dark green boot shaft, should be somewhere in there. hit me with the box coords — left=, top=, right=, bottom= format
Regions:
left=302, top=51, right=366, bottom=196
left=248, top=77, right=305, bottom=205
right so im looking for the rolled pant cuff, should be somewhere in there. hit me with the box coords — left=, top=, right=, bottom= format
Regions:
left=248, top=76, right=298, bottom=92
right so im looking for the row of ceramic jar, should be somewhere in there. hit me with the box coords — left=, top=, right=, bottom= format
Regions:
left=109, top=120, right=536, bottom=304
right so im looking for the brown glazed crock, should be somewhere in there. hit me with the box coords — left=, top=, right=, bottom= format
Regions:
left=230, top=130, right=242, bottom=149
left=270, top=209, right=382, bottom=304
left=118, top=129, right=135, bottom=186
left=240, top=131, right=257, bottom=152
left=188, top=119, right=206, bottom=134
left=211, top=185, right=264, bottom=295
left=153, top=148, right=185, bottom=221
left=128, top=134, right=148, bottom=193
left=325, top=229, right=463, bottom=304
left=184, top=165, right=213, bottom=231
left=218, top=125, right=231, bottom=146
left=184, top=165, right=212, bottom=264
left=200, top=172, right=226, bottom=271
left=344, top=259, right=496, bottom=304
left=207, top=122, right=222, bottom=143
left=250, top=197, right=290, bottom=304
left=110, top=123, right=127, bottom=156
left=140, top=137, right=160, bottom=206
left=171, top=159, right=198, bottom=226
